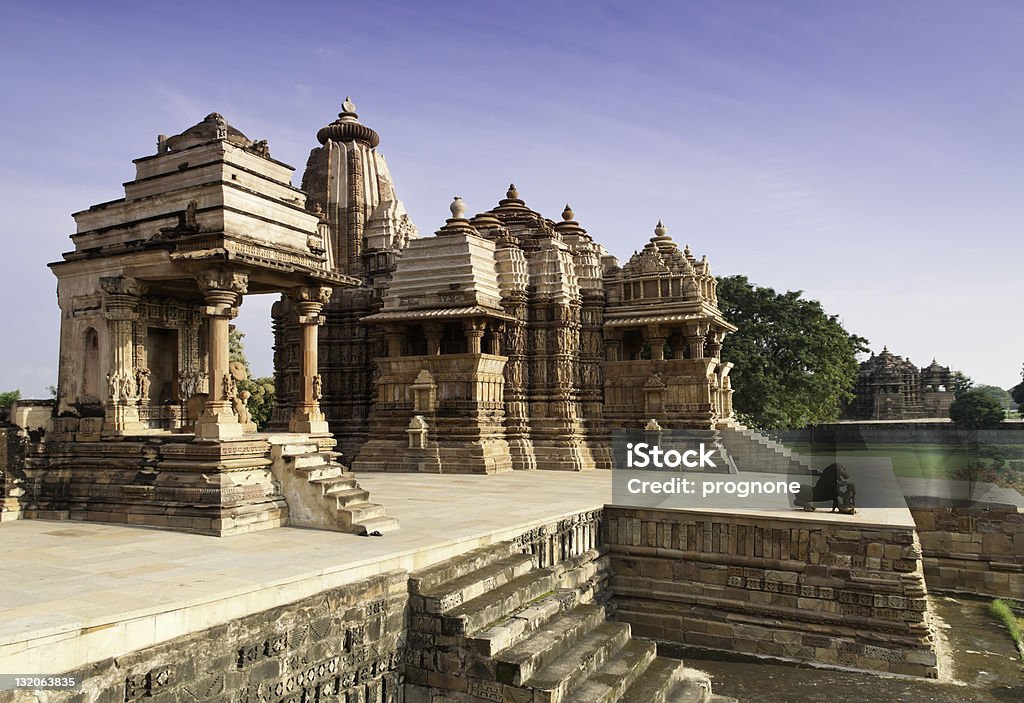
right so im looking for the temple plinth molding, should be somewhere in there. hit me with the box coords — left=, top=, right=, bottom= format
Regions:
left=288, top=285, right=332, bottom=434
left=194, top=269, right=248, bottom=441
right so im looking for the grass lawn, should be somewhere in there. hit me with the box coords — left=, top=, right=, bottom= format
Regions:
left=782, top=441, right=975, bottom=479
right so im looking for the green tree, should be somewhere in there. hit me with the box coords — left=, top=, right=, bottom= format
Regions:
left=949, top=389, right=1005, bottom=430
left=0, top=389, right=20, bottom=419
left=716, top=275, right=868, bottom=430
left=950, top=371, right=973, bottom=399
left=228, top=327, right=276, bottom=431
left=974, top=384, right=1014, bottom=413
left=1011, top=363, right=1024, bottom=407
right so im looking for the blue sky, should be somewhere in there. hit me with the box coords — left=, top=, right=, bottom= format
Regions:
left=1, top=0, right=1021, bottom=396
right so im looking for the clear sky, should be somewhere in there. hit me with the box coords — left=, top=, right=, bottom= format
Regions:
left=1, top=0, right=1021, bottom=397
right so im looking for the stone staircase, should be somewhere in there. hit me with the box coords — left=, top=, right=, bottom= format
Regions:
left=268, top=435, right=398, bottom=535
left=406, top=541, right=734, bottom=703
left=717, top=420, right=813, bottom=475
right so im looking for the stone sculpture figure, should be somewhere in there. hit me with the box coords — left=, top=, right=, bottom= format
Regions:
left=136, top=368, right=151, bottom=402
left=793, top=462, right=857, bottom=514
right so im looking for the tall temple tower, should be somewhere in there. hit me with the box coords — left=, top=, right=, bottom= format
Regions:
left=271, top=99, right=417, bottom=456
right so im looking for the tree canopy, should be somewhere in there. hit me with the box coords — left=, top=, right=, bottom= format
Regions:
left=228, top=327, right=276, bottom=430
left=716, top=275, right=868, bottom=430
left=973, top=384, right=1014, bottom=412
left=949, top=389, right=1005, bottom=430
left=1011, top=363, right=1024, bottom=407
left=0, top=389, right=20, bottom=420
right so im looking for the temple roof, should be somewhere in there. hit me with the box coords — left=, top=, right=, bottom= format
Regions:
left=164, top=113, right=253, bottom=152
left=316, top=97, right=381, bottom=147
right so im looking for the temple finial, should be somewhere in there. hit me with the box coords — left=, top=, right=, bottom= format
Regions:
left=562, top=204, right=575, bottom=221
left=654, top=220, right=667, bottom=238
left=450, top=196, right=466, bottom=220
left=507, top=183, right=519, bottom=200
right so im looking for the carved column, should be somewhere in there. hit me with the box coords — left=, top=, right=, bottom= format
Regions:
left=194, top=269, right=248, bottom=441
left=645, top=325, right=666, bottom=361
left=424, top=322, right=443, bottom=356
left=685, top=322, right=710, bottom=360
left=289, top=285, right=333, bottom=434
left=383, top=325, right=404, bottom=358
left=101, top=277, right=146, bottom=434
left=464, top=318, right=486, bottom=355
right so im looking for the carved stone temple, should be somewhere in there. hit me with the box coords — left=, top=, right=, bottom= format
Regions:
left=24, top=99, right=768, bottom=534
left=843, top=348, right=955, bottom=420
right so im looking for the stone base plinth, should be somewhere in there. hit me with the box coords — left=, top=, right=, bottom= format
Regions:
left=22, top=435, right=286, bottom=536
left=604, top=506, right=939, bottom=678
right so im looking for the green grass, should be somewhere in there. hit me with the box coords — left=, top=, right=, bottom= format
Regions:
left=781, top=441, right=972, bottom=479
left=989, top=599, right=1024, bottom=660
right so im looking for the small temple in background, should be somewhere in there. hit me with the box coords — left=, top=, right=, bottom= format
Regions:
left=842, top=348, right=955, bottom=420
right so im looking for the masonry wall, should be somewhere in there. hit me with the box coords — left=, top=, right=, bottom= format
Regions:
left=911, top=506, right=1024, bottom=598
left=604, top=507, right=938, bottom=677
left=0, top=571, right=408, bottom=703
left=1, top=426, right=25, bottom=520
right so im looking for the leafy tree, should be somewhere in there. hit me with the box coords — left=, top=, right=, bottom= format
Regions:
left=0, top=389, right=20, bottom=419
left=1011, top=363, right=1024, bottom=407
left=716, top=275, right=868, bottom=430
left=228, top=327, right=276, bottom=431
left=973, top=384, right=1014, bottom=412
left=949, top=389, right=1005, bottom=430
left=950, top=371, right=973, bottom=399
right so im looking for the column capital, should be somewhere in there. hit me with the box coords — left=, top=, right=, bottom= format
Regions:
left=196, top=268, right=249, bottom=296
left=288, top=285, right=333, bottom=323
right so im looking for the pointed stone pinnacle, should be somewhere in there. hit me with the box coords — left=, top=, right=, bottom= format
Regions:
left=507, top=183, right=519, bottom=199
left=562, top=204, right=575, bottom=221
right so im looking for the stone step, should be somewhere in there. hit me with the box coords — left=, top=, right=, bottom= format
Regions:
left=410, top=542, right=520, bottom=595
left=442, top=567, right=559, bottom=637
left=560, top=639, right=657, bottom=703
left=494, top=604, right=607, bottom=686
left=286, top=451, right=330, bottom=469
left=618, top=657, right=690, bottom=703
left=325, top=486, right=370, bottom=507
left=420, top=553, right=537, bottom=615
left=296, top=463, right=345, bottom=482
left=343, top=502, right=385, bottom=523
left=525, top=621, right=632, bottom=703
left=350, top=514, right=400, bottom=536
left=703, top=696, right=738, bottom=703
left=467, top=591, right=581, bottom=657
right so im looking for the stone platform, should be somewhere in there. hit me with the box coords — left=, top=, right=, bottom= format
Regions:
left=0, top=467, right=922, bottom=680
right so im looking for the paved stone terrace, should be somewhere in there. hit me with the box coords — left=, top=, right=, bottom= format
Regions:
left=0, top=466, right=913, bottom=675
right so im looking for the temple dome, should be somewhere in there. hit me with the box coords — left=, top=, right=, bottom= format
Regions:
left=164, top=113, right=253, bottom=151
left=316, top=97, right=381, bottom=147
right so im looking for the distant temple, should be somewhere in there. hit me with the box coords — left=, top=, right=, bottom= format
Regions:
left=842, top=348, right=954, bottom=420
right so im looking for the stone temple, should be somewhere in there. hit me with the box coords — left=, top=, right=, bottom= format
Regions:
left=8, top=99, right=1018, bottom=703
left=27, top=99, right=773, bottom=538
left=842, top=348, right=954, bottom=420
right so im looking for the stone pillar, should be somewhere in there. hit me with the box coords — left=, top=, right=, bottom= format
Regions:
left=606, top=338, right=622, bottom=362
left=194, top=269, right=248, bottom=441
left=101, top=277, right=146, bottom=434
left=384, top=326, right=404, bottom=357
left=289, top=285, right=333, bottom=434
left=645, top=325, right=666, bottom=361
left=465, top=319, right=486, bottom=355
left=424, top=323, right=443, bottom=356
left=685, top=322, right=709, bottom=360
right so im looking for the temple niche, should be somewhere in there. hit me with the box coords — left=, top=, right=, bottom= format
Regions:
left=843, top=348, right=954, bottom=420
